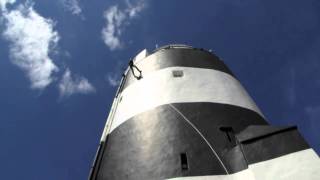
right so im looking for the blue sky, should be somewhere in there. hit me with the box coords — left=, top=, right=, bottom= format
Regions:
left=0, top=0, right=319, bottom=179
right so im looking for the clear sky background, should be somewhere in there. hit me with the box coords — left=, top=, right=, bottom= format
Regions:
left=0, top=0, right=319, bottom=179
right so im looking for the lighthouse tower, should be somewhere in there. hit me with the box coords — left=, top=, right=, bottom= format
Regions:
left=89, top=45, right=319, bottom=180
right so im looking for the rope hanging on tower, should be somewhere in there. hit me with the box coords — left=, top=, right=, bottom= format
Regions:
left=129, top=60, right=142, bottom=80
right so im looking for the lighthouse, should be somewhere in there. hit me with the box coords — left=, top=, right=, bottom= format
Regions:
left=89, top=45, right=319, bottom=180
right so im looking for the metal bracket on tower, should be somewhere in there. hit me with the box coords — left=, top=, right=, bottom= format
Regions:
left=129, top=60, right=143, bottom=80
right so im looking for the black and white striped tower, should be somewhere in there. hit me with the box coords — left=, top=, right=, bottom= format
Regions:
left=89, top=45, right=320, bottom=180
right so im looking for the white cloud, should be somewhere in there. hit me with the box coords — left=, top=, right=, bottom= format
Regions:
left=0, top=0, right=15, bottom=11
left=61, top=0, right=82, bottom=16
left=1, top=1, right=95, bottom=97
left=101, top=6, right=125, bottom=50
left=59, top=69, right=95, bottom=96
left=125, top=0, right=145, bottom=18
left=106, top=73, right=121, bottom=87
left=101, top=0, right=146, bottom=50
left=2, top=2, right=59, bottom=89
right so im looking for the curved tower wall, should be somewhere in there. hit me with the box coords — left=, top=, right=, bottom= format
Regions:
left=89, top=45, right=320, bottom=180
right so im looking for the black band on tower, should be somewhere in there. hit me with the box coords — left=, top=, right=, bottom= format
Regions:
left=121, top=48, right=234, bottom=92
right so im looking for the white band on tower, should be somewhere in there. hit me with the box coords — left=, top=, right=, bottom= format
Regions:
left=110, top=66, right=264, bottom=133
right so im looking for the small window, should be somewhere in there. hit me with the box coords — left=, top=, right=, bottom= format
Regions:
left=172, top=70, right=184, bottom=77
left=180, top=153, right=188, bottom=170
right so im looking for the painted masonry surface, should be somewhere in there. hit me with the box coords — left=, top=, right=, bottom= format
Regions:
left=89, top=45, right=320, bottom=180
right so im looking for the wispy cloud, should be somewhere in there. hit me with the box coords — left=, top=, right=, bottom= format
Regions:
left=61, top=0, right=82, bottom=16
left=0, top=0, right=15, bottom=11
left=2, top=2, right=59, bottom=89
left=125, top=0, right=145, bottom=18
left=106, top=73, right=121, bottom=87
left=59, top=69, right=95, bottom=97
left=105, top=61, right=125, bottom=87
left=1, top=0, right=95, bottom=97
left=101, top=6, right=125, bottom=50
left=101, top=0, right=146, bottom=50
